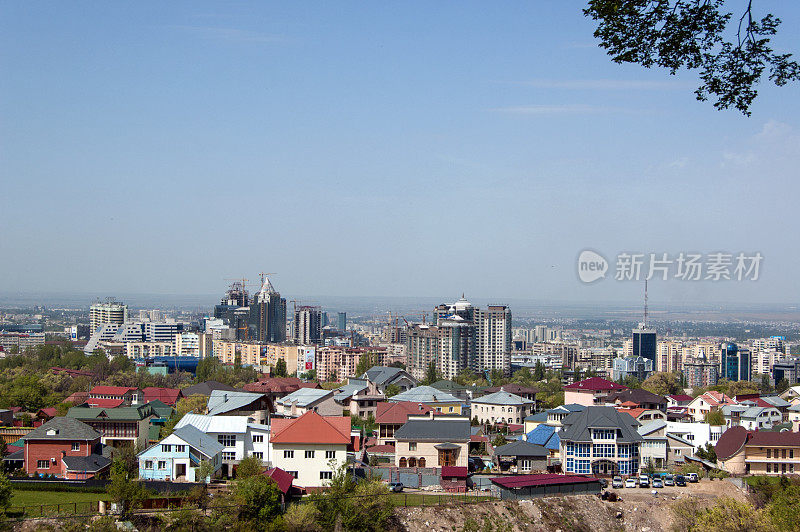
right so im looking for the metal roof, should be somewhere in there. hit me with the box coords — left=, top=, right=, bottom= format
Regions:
left=363, top=366, right=409, bottom=385
left=23, top=417, right=100, bottom=441
left=175, top=413, right=249, bottom=434
left=472, top=391, right=533, bottom=406
left=207, top=390, right=265, bottom=415
left=389, top=386, right=462, bottom=404
left=276, top=388, right=333, bottom=407
left=394, top=419, right=470, bottom=442
left=526, top=424, right=560, bottom=450
left=172, top=425, right=225, bottom=457
left=559, top=406, right=644, bottom=444
left=490, top=474, right=600, bottom=489
left=62, top=454, right=111, bottom=473
left=494, top=440, right=549, bottom=458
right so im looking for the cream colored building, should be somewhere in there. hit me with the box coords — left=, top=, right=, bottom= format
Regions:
left=125, top=342, right=175, bottom=359
left=260, top=344, right=301, bottom=375
left=214, top=340, right=263, bottom=366
left=471, top=391, right=533, bottom=425
left=393, top=416, right=471, bottom=469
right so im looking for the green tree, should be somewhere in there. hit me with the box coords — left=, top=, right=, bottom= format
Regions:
left=696, top=442, right=718, bottom=463
left=0, top=471, right=11, bottom=514
left=273, top=358, right=288, bottom=378
left=234, top=475, right=281, bottom=523
left=642, top=372, right=680, bottom=396
left=533, top=361, right=545, bottom=382
left=235, top=455, right=264, bottom=479
left=424, top=361, right=438, bottom=385
left=355, top=352, right=377, bottom=377
left=491, top=434, right=508, bottom=448
left=776, top=378, right=790, bottom=394
left=308, top=463, right=393, bottom=532
left=161, top=394, right=208, bottom=438
left=692, top=496, right=771, bottom=532
left=767, top=482, right=800, bottom=532
left=704, top=409, right=725, bottom=426
left=384, top=383, right=401, bottom=398
left=106, top=458, right=147, bottom=518
left=584, top=0, right=800, bottom=115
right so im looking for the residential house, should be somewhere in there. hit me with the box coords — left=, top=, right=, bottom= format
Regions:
left=637, top=420, right=695, bottom=469
left=665, top=421, right=725, bottom=451
left=333, top=378, right=385, bottom=418
left=607, top=388, right=667, bottom=411
left=175, top=413, right=271, bottom=478
left=523, top=404, right=585, bottom=434
left=275, top=388, right=342, bottom=418
left=143, top=387, right=183, bottom=406
left=493, top=440, right=550, bottom=473
left=270, top=411, right=350, bottom=489
left=483, top=384, right=538, bottom=403
left=686, top=391, right=736, bottom=422
left=721, top=405, right=782, bottom=430
left=207, top=390, right=273, bottom=424
left=716, top=427, right=800, bottom=475
left=394, top=416, right=471, bottom=468
left=666, top=394, right=694, bottom=408
left=244, top=377, right=321, bottom=399
left=430, top=381, right=475, bottom=402
left=17, top=417, right=110, bottom=479
left=525, top=424, right=561, bottom=463
left=562, top=378, right=627, bottom=407
left=375, top=401, right=433, bottom=446
left=559, top=406, right=644, bottom=477
left=88, top=386, right=143, bottom=406
left=471, top=392, right=534, bottom=425
left=66, top=404, right=155, bottom=448
left=361, top=366, right=417, bottom=394
left=388, top=386, right=464, bottom=415
left=138, top=425, right=224, bottom=481
left=616, top=404, right=667, bottom=424
left=522, top=412, right=548, bottom=434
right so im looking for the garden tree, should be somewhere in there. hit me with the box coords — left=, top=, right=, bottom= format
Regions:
left=584, top=0, right=800, bottom=115
left=695, top=442, right=718, bottom=462
left=384, top=383, right=401, bottom=398
left=692, top=496, right=772, bottom=532
left=106, top=458, right=147, bottom=518
left=642, top=372, right=681, bottom=396
left=643, top=460, right=656, bottom=476
left=471, top=416, right=480, bottom=426
left=272, top=358, right=288, bottom=378
left=233, top=475, right=282, bottom=524
left=491, top=433, right=508, bottom=448
left=776, top=378, right=790, bottom=394
left=424, top=361, right=438, bottom=385
left=197, top=460, right=214, bottom=483
left=704, top=409, right=725, bottom=426
left=308, top=463, right=393, bottom=532
left=160, top=394, right=208, bottom=438
left=299, top=369, right=316, bottom=381
left=759, top=373, right=773, bottom=393
left=0, top=471, right=11, bottom=515
left=766, top=479, right=800, bottom=532
left=235, top=456, right=264, bottom=479
left=620, top=375, right=642, bottom=389
left=533, top=361, right=546, bottom=382
left=354, top=352, right=379, bottom=377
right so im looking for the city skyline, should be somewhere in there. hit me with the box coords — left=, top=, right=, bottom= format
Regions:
left=2, top=3, right=800, bottom=305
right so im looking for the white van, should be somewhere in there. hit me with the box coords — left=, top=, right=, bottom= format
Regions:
left=638, top=474, right=650, bottom=488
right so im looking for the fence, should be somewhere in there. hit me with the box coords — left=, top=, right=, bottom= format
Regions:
left=5, top=501, right=101, bottom=519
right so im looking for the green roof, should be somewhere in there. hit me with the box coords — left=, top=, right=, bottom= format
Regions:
left=67, top=404, right=153, bottom=421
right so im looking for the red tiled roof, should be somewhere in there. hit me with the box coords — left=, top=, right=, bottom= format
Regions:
left=270, top=411, right=351, bottom=445
left=747, top=431, right=800, bottom=447
left=617, top=407, right=650, bottom=419
left=366, top=444, right=396, bottom=453
left=491, top=474, right=599, bottom=489
left=619, top=401, right=638, bottom=407
left=86, top=398, right=124, bottom=408
left=264, top=467, right=294, bottom=494
left=715, top=426, right=748, bottom=461
left=143, top=387, right=182, bottom=406
left=695, top=391, right=736, bottom=407
left=90, top=386, right=139, bottom=396
left=375, top=401, right=433, bottom=424
left=470, top=435, right=489, bottom=442
left=65, top=392, right=89, bottom=405
left=37, top=408, right=58, bottom=419
left=563, top=378, right=626, bottom=392
left=668, top=394, right=694, bottom=402
left=441, top=466, right=468, bottom=478
left=244, top=377, right=320, bottom=395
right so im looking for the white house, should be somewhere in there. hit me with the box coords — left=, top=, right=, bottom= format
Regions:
left=686, top=391, right=736, bottom=422
left=664, top=421, right=725, bottom=452
left=175, top=414, right=270, bottom=478
left=721, top=405, right=783, bottom=430
left=138, top=425, right=224, bottom=482
left=275, top=388, right=343, bottom=418
left=270, top=411, right=351, bottom=489
left=470, top=391, right=533, bottom=425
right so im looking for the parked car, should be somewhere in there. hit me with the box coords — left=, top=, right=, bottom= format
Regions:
left=598, top=478, right=608, bottom=488
left=612, top=476, right=624, bottom=489
left=625, top=478, right=637, bottom=488
left=388, top=482, right=404, bottom=492
left=675, top=475, right=687, bottom=486
left=664, top=474, right=674, bottom=486
left=638, top=474, right=650, bottom=488
left=687, top=473, right=699, bottom=483
left=652, top=478, right=664, bottom=488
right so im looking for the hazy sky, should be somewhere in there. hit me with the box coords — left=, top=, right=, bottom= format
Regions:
left=2, top=2, right=799, bottom=306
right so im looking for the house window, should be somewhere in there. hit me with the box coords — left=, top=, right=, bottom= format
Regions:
left=409, top=442, right=417, bottom=451
left=288, top=471, right=298, bottom=478
left=767, top=464, right=772, bottom=473
left=320, top=471, right=333, bottom=480
left=305, top=450, right=315, bottom=459
left=71, top=443, right=80, bottom=451
left=162, top=445, right=172, bottom=453
left=218, top=434, right=236, bottom=447
left=222, top=452, right=236, bottom=461
left=37, top=460, right=49, bottom=469
left=145, top=460, right=153, bottom=469
left=284, top=450, right=294, bottom=459
left=252, top=452, right=263, bottom=459
left=767, top=449, right=772, bottom=458
left=675, top=449, right=682, bottom=456
left=326, top=451, right=335, bottom=459
left=158, top=461, right=166, bottom=470
left=175, top=445, right=185, bottom=453
left=253, top=435, right=264, bottom=443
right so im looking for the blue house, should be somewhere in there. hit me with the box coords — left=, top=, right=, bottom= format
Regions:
left=138, top=425, right=224, bottom=482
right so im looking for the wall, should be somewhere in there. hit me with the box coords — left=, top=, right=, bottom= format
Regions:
left=271, top=443, right=347, bottom=488
left=563, top=391, right=595, bottom=407
left=395, top=440, right=468, bottom=468
left=24, top=440, right=95, bottom=477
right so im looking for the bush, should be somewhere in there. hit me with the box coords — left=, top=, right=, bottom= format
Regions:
left=235, top=456, right=265, bottom=479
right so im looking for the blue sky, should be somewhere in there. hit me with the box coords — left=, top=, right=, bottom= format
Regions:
left=1, top=2, right=799, bottom=305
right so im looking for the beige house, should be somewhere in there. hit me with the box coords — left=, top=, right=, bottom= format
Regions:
left=275, top=388, right=342, bottom=418
left=716, top=426, right=800, bottom=476
left=393, top=416, right=470, bottom=468
left=471, top=391, right=533, bottom=425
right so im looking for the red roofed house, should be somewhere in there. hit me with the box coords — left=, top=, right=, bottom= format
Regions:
left=263, top=467, right=295, bottom=507
left=375, top=401, right=433, bottom=446
left=270, top=411, right=351, bottom=488
left=143, top=387, right=183, bottom=406
left=563, top=378, right=627, bottom=407
left=687, top=391, right=736, bottom=422
left=716, top=427, right=800, bottom=476
left=89, top=386, right=143, bottom=406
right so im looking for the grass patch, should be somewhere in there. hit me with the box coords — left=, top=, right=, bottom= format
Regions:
left=389, top=492, right=495, bottom=507
left=8, top=490, right=107, bottom=517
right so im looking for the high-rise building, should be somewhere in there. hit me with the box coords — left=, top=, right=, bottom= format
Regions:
left=294, top=306, right=322, bottom=345
left=632, top=324, right=657, bottom=366
left=337, top=312, right=347, bottom=332
left=213, top=282, right=250, bottom=341
left=683, top=356, right=718, bottom=388
left=249, top=276, right=287, bottom=343
left=720, top=342, right=751, bottom=382
left=89, top=300, right=128, bottom=333
left=473, top=304, right=512, bottom=375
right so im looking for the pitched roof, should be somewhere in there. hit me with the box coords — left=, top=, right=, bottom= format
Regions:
left=393, top=419, right=471, bottom=442
left=472, top=391, right=533, bottom=406
left=86, top=398, right=124, bottom=408
left=264, top=467, right=294, bottom=494
left=526, top=424, right=560, bottom=450
left=559, top=406, right=644, bottom=444
left=694, top=391, right=736, bottom=407
left=375, top=401, right=433, bottom=424
left=276, top=388, right=333, bottom=408
left=715, top=425, right=748, bottom=461
left=667, top=394, right=694, bottom=403
left=143, top=387, right=182, bottom=406
left=490, top=474, right=599, bottom=489
left=440, top=466, right=469, bottom=478
left=563, top=377, right=626, bottom=392
left=760, top=396, right=790, bottom=408
left=244, top=377, right=320, bottom=395
left=363, top=366, right=409, bottom=385
left=182, top=381, right=239, bottom=397
left=64, top=392, right=90, bottom=405
left=524, top=412, right=548, bottom=423
left=637, top=419, right=667, bottom=437
left=484, top=384, right=539, bottom=395
left=747, top=431, right=800, bottom=447
left=36, top=407, right=58, bottom=418
left=430, top=380, right=469, bottom=392
left=607, top=388, right=666, bottom=405
left=493, top=440, right=549, bottom=458
left=62, top=454, right=111, bottom=473
left=207, top=390, right=267, bottom=415
left=89, top=386, right=139, bottom=396
left=172, top=425, right=225, bottom=457
left=270, top=411, right=351, bottom=445
left=333, top=379, right=369, bottom=402
left=175, top=413, right=250, bottom=434
left=67, top=405, right=152, bottom=421
left=23, top=417, right=100, bottom=441
left=389, top=386, right=461, bottom=404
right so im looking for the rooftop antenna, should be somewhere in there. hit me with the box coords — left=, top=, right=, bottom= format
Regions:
left=644, top=279, right=648, bottom=327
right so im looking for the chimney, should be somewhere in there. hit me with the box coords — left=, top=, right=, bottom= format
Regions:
left=224, top=393, right=228, bottom=403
